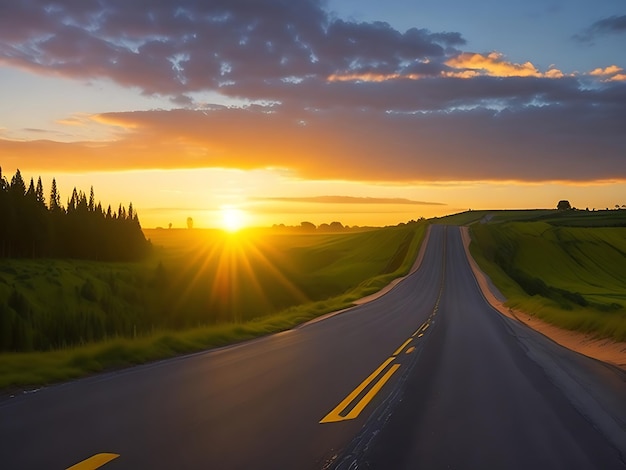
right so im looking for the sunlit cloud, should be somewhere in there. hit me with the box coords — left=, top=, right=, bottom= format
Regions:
left=589, top=65, right=626, bottom=82
left=445, top=52, right=564, bottom=78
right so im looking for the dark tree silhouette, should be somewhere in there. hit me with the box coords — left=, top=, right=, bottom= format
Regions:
left=557, top=200, right=571, bottom=211
left=0, top=168, right=151, bottom=261
left=187, top=216, right=193, bottom=229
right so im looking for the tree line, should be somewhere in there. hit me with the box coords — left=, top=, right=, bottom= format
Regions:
left=0, top=167, right=150, bottom=261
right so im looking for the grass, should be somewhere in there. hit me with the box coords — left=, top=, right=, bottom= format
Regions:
left=0, top=222, right=427, bottom=391
left=439, top=208, right=626, bottom=227
left=470, top=220, right=626, bottom=342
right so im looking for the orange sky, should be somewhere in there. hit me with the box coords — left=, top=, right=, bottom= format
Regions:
left=1, top=2, right=624, bottom=228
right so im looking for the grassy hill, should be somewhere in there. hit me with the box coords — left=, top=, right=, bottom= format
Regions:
left=0, top=222, right=426, bottom=390
left=470, top=217, right=626, bottom=341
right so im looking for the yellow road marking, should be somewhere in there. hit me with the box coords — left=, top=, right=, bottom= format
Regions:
left=66, top=453, right=120, bottom=470
left=393, top=338, right=413, bottom=356
left=344, top=364, right=401, bottom=420
left=406, top=346, right=415, bottom=354
left=320, top=357, right=395, bottom=423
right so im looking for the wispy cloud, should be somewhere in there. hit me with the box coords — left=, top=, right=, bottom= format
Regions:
left=254, top=196, right=446, bottom=205
left=574, top=14, right=626, bottom=43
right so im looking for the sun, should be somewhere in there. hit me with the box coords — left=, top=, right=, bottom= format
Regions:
left=221, top=206, right=247, bottom=232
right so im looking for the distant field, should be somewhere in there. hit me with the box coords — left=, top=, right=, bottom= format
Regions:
left=440, top=208, right=626, bottom=227
left=470, top=218, right=626, bottom=341
left=0, top=223, right=426, bottom=390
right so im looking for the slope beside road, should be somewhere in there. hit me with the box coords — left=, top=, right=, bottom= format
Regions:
left=459, top=226, right=626, bottom=370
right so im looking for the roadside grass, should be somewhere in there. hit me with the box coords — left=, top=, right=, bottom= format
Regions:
left=470, top=221, right=626, bottom=342
left=0, top=223, right=426, bottom=391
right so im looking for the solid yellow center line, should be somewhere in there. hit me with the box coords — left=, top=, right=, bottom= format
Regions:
left=320, top=357, right=395, bottom=423
left=343, top=364, right=401, bottom=420
left=66, top=453, right=120, bottom=470
left=392, top=338, right=413, bottom=356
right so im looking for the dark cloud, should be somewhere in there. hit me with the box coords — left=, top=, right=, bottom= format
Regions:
left=254, top=196, right=446, bottom=205
left=0, top=0, right=462, bottom=99
left=574, top=14, right=626, bottom=42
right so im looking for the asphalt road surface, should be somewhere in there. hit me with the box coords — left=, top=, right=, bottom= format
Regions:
left=1, top=226, right=625, bottom=469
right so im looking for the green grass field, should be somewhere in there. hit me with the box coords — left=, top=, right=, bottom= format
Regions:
left=440, top=208, right=626, bottom=227
left=0, top=222, right=426, bottom=390
left=470, top=219, right=626, bottom=341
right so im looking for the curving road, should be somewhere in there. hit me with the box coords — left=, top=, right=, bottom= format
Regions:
left=1, top=226, right=625, bottom=469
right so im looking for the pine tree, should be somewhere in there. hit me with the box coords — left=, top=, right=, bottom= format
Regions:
left=88, top=186, right=95, bottom=212
left=49, top=178, right=61, bottom=212
left=35, top=177, right=45, bottom=208
left=10, top=169, right=26, bottom=196
left=26, top=178, right=36, bottom=199
left=67, top=187, right=79, bottom=212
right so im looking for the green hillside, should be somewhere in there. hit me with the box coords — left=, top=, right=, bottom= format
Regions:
left=470, top=220, right=626, bottom=341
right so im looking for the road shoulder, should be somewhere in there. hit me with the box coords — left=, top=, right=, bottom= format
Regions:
left=459, top=226, right=626, bottom=370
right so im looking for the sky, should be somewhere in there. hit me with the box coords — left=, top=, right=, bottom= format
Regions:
left=0, top=0, right=625, bottom=228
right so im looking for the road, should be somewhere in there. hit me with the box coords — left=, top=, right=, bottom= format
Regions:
left=1, top=226, right=625, bottom=469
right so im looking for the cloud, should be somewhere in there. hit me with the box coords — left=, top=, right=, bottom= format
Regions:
left=574, top=14, right=626, bottom=42
left=589, top=65, right=626, bottom=82
left=254, top=196, right=446, bottom=205
left=3, top=85, right=625, bottom=183
left=0, top=1, right=624, bottom=184
left=444, top=52, right=564, bottom=78
left=0, top=1, right=463, bottom=102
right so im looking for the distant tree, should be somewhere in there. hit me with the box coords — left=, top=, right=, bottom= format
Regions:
left=26, top=177, right=36, bottom=199
left=0, top=168, right=150, bottom=262
left=557, top=200, right=571, bottom=211
left=35, top=177, right=45, bottom=207
left=186, top=217, right=193, bottom=229
left=300, top=221, right=316, bottom=231
left=49, top=178, right=61, bottom=212
left=10, top=169, right=26, bottom=196
left=168, top=222, right=172, bottom=229
left=329, top=221, right=344, bottom=231
left=88, top=186, right=95, bottom=212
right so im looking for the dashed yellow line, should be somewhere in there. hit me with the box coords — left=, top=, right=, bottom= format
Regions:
left=393, top=338, right=413, bottom=356
left=66, top=453, right=120, bottom=470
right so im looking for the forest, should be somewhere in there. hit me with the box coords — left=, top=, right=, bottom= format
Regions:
left=0, top=167, right=150, bottom=261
